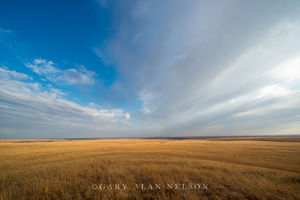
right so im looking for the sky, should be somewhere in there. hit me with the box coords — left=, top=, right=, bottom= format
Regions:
left=0, top=0, right=300, bottom=138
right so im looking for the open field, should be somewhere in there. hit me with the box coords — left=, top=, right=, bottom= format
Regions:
left=0, top=137, right=299, bottom=200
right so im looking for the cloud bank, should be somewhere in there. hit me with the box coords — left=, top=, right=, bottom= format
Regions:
left=0, top=67, right=131, bottom=138
left=97, top=0, right=300, bottom=136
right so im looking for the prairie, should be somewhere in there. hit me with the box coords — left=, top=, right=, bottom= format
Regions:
left=0, top=137, right=299, bottom=200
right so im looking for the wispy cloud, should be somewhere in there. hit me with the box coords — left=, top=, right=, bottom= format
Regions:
left=0, top=66, right=32, bottom=80
left=25, top=58, right=96, bottom=85
left=0, top=67, right=130, bottom=138
left=97, top=0, right=300, bottom=136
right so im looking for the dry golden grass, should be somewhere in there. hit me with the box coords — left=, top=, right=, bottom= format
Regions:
left=0, top=137, right=299, bottom=200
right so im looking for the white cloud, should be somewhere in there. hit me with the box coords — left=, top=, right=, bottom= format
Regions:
left=0, top=66, right=32, bottom=80
left=255, top=84, right=292, bottom=99
left=26, top=59, right=58, bottom=75
left=125, top=113, right=130, bottom=120
left=270, top=56, right=300, bottom=83
left=96, top=0, right=300, bottom=136
left=0, top=68, right=131, bottom=138
left=25, top=58, right=96, bottom=85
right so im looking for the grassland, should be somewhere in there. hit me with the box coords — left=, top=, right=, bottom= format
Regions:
left=0, top=137, right=299, bottom=200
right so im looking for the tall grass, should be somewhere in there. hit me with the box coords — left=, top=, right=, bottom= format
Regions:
left=0, top=138, right=299, bottom=199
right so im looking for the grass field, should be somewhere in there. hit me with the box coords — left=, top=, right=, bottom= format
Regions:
left=0, top=137, right=299, bottom=200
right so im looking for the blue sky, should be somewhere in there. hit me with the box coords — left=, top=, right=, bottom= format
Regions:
left=0, top=0, right=300, bottom=138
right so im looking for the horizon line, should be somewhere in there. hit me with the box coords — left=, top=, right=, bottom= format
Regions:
left=1, top=134, right=300, bottom=140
